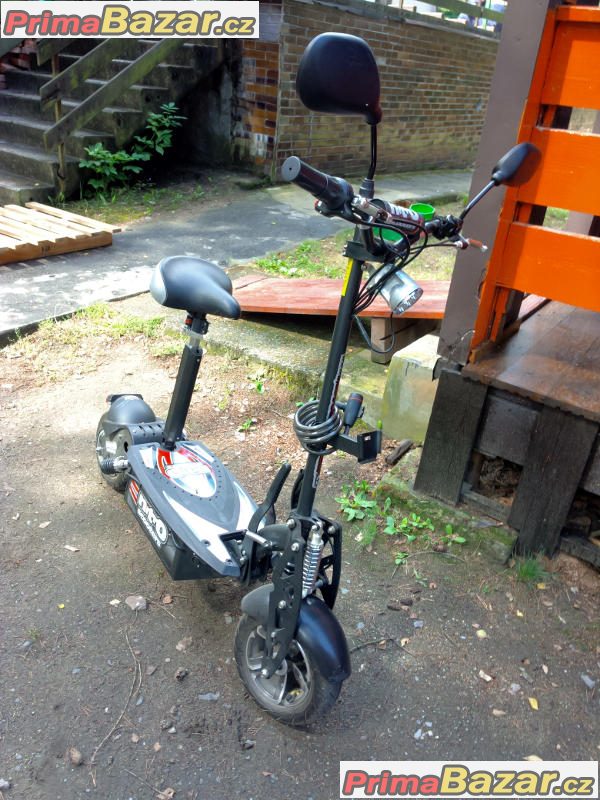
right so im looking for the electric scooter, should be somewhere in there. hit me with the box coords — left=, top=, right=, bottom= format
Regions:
left=96, top=32, right=540, bottom=726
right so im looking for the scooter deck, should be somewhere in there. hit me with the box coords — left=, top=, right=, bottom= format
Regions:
left=126, top=440, right=257, bottom=579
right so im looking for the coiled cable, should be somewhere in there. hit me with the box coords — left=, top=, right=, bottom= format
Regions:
left=294, top=400, right=342, bottom=455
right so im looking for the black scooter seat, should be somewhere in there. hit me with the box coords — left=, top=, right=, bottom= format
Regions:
left=150, top=256, right=241, bottom=319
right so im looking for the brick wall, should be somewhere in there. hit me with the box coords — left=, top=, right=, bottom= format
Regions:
left=273, top=0, right=498, bottom=177
left=232, top=1, right=282, bottom=166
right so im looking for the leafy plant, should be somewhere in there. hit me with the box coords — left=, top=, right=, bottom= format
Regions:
left=79, top=103, right=186, bottom=198
left=441, top=523, right=467, bottom=545
left=134, top=102, right=186, bottom=156
left=336, top=480, right=377, bottom=522
left=394, top=551, right=409, bottom=566
left=79, top=143, right=150, bottom=198
left=238, top=418, right=255, bottom=432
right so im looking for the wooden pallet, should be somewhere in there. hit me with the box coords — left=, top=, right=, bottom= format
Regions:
left=0, top=202, right=120, bottom=265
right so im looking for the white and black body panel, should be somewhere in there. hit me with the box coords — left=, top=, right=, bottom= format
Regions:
left=125, top=440, right=257, bottom=579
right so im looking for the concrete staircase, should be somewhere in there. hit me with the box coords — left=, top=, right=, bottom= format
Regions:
left=0, top=39, right=223, bottom=204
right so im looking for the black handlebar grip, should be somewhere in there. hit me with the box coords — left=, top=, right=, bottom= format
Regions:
left=281, top=156, right=353, bottom=211
left=343, top=392, right=363, bottom=429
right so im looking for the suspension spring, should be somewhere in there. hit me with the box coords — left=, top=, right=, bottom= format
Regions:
left=302, top=528, right=324, bottom=598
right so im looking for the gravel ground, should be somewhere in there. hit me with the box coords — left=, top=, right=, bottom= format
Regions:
left=0, top=305, right=598, bottom=800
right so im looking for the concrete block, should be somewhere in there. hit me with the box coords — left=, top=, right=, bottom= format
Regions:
left=381, top=334, right=439, bottom=442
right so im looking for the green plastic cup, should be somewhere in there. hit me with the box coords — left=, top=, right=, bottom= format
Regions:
left=410, top=202, right=436, bottom=221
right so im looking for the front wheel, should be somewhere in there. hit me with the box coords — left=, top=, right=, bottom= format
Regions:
left=234, top=613, right=341, bottom=726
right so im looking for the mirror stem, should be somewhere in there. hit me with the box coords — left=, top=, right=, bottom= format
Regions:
left=367, top=125, right=377, bottom=181
left=460, top=179, right=496, bottom=220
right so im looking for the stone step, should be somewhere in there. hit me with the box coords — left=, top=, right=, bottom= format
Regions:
left=0, top=140, right=79, bottom=194
left=0, top=166, right=53, bottom=205
left=3, top=66, right=170, bottom=112
left=0, top=113, right=115, bottom=158
left=0, top=90, right=144, bottom=146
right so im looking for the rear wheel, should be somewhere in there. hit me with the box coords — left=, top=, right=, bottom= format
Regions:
left=95, top=422, right=130, bottom=492
left=234, top=613, right=341, bottom=726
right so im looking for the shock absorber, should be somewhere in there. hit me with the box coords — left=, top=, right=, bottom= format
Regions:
left=302, top=524, right=325, bottom=598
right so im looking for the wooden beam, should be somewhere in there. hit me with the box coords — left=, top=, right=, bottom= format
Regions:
left=40, top=39, right=130, bottom=107
left=414, top=369, right=488, bottom=503
left=44, top=39, right=183, bottom=148
left=518, top=128, right=600, bottom=217
left=496, top=224, right=600, bottom=311
left=36, top=39, right=71, bottom=66
left=509, top=407, right=598, bottom=554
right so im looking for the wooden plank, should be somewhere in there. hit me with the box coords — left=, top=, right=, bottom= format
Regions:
left=25, top=202, right=120, bottom=233
left=542, top=20, right=600, bottom=109
left=0, top=218, right=54, bottom=245
left=467, top=304, right=600, bottom=422
left=0, top=230, right=112, bottom=266
left=231, top=274, right=270, bottom=292
left=582, top=438, right=600, bottom=494
left=0, top=209, right=73, bottom=242
left=560, top=534, right=600, bottom=569
left=40, top=39, right=130, bottom=106
left=1, top=207, right=81, bottom=240
left=475, top=392, right=538, bottom=465
left=233, top=278, right=448, bottom=319
left=0, top=39, right=24, bottom=59
left=4, top=205, right=99, bottom=237
left=414, top=369, right=488, bottom=504
left=509, top=407, right=598, bottom=554
left=36, top=39, right=70, bottom=66
left=0, top=233, right=27, bottom=249
left=44, top=39, right=183, bottom=148
left=0, top=212, right=62, bottom=241
left=497, top=223, right=600, bottom=311
left=556, top=6, right=600, bottom=24
left=516, top=128, right=600, bottom=216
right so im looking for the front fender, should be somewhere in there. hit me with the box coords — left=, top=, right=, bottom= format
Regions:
left=241, top=585, right=351, bottom=682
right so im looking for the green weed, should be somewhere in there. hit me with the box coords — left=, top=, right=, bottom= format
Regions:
left=514, top=556, right=549, bottom=585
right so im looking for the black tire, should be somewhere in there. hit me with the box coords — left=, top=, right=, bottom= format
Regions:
left=234, top=613, right=341, bottom=727
left=95, top=422, right=129, bottom=493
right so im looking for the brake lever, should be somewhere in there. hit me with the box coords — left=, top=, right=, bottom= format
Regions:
left=450, top=234, right=488, bottom=253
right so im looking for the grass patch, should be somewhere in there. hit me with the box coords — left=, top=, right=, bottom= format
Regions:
left=253, top=202, right=465, bottom=282
left=53, top=182, right=207, bottom=226
left=513, top=555, right=550, bottom=586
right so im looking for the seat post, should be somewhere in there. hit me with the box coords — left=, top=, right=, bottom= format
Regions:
left=162, top=314, right=208, bottom=450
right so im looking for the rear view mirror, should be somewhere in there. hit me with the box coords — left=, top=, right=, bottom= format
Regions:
left=296, top=33, right=382, bottom=125
left=491, top=142, right=541, bottom=187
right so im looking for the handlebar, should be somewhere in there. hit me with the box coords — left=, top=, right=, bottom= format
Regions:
left=281, top=156, right=353, bottom=212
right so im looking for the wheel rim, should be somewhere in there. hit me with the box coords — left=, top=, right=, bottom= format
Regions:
left=96, top=428, right=126, bottom=468
left=244, top=625, right=312, bottom=709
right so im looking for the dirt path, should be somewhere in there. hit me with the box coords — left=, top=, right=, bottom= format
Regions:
left=0, top=313, right=598, bottom=800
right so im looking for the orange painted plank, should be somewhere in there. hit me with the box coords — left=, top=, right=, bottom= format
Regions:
left=517, top=128, right=600, bottom=215
left=541, top=21, right=600, bottom=109
left=556, top=6, right=600, bottom=23
left=496, top=223, right=600, bottom=311
left=233, top=278, right=448, bottom=319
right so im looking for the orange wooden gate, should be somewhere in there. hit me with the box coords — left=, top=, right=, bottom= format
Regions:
left=470, top=4, right=600, bottom=358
